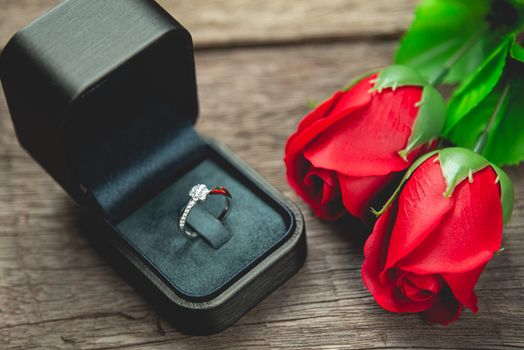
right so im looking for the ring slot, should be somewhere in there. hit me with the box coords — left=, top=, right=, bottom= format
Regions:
left=183, top=206, right=233, bottom=249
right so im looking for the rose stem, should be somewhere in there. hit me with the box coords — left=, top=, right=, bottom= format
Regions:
left=429, top=28, right=486, bottom=86
left=473, top=81, right=511, bottom=153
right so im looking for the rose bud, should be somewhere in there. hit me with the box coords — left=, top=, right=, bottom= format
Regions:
left=284, top=65, right=446, bottom=221
left=362, top=147, right=514, bottom=325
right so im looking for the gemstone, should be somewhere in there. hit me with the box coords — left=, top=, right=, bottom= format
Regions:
left=189, top=184, right=210, bottom=201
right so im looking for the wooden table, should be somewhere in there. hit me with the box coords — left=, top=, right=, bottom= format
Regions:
left=1, top=1, right=523, bottom=349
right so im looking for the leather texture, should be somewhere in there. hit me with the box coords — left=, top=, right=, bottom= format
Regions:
left=0, top=0, right=198, bottom=203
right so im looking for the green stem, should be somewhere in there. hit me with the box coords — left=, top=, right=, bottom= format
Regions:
left=429, top=28, right=486, bottom=86
left=473, top=82, right=511, bottom=154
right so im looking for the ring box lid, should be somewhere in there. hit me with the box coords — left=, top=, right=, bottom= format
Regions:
left=0, top=0, right=199, bottom=216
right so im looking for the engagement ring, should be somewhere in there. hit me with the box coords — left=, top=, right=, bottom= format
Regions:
left=179, top=184, right=232, bottom=238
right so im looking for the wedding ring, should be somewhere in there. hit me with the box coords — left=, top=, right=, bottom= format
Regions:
left=179, top=184, right=232, bottom=238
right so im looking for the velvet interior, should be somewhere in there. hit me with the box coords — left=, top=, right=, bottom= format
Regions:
left=71, top=108, right=294, bottom=299
left=183, top=206, right=233, bottom=249
left=116, top=155, right=291, bottom=300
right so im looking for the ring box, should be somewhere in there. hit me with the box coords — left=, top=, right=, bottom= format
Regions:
left=0, top=0, right=307, bottom=335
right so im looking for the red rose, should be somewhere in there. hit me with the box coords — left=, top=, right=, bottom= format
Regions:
left=362, top=148, right=514, bottom=325
left=284, top=66, right=445, bottom=220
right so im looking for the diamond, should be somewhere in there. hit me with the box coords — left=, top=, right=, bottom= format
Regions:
left=189, top=184, right=210, bottom=201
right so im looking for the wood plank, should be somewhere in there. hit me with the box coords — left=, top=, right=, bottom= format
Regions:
left=1, top=39, right=523, bottom=349
left=0, top=0, right=417, bottom=50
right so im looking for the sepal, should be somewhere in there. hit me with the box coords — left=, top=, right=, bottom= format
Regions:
left=371, top=65, right=428, bottom=91
left=342, top=65, right=445, bottom=162
left=371, top=65, right=446, bottom=161
left=342, top=70, right=380, bottom=92
left=398, top=84, right=446, bottom=160
left=491, top=164, right=515, bottom=223
left=372, top=147, right=514, bottom=224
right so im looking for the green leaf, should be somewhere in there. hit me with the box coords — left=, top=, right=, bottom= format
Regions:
left=396, top=0, right=494, bottom=84
left=447, top=68, right=524, bottom=166
left=445, top=36, right=511, bottom=134
left=447, top=82, right=507, bottom=155
left=510, top=35, right=524, bottom=62
left=483, top=78, right=524, bottom=165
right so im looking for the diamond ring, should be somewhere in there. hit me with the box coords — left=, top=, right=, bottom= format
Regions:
left=179, top=184, right=232, bottom=238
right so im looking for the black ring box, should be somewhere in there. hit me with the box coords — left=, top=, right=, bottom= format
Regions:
left=0, top=0, right=307, bottom=335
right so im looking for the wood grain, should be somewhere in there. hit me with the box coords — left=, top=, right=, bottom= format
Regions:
left=1, top=1, right=523, bottom=349
left=0, top=0, right=416, bottom=50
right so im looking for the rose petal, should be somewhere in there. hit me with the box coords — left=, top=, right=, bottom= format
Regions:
left=303, top=167, right=344, bottom=219
left=383, top=155, right=454, bottom=271
left=422, top=294, right=462, bottom=326
left=284, top=76, right=375, bottom=220
left=442, top=263, right=485, bottom=313
left=285, top=91, right=344, bottom=154
left=362, top=206, right=436, bottom=313
left=405, top=273, right=443, bottom=294
left=338, top=172, right=395, bottom=220
left=327, top=74, right=378, bottom=118
left=304, top=85, right=423, bottom=177
left=399, top=278, right=436, bottom=302
left=397, top=167, right=503, bottom=275
left=285, top=77, right=373, bottom=162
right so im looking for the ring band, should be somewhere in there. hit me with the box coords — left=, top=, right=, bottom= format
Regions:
left=179, top=184, right=232, bottom=238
